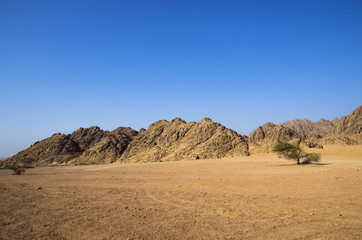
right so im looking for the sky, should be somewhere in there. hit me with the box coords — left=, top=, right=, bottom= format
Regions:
left=0, top=0, right=361, bottom=158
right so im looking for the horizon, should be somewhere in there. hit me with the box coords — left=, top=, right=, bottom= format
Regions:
left=0, top=105, right=359, bottom=159
left=1, top=1, right=362, bottom=158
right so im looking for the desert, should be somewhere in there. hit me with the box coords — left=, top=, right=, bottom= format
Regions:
left=1, top=106, right=361, bottom=239
left=1, top=1, right=361, bottom=239
left=1, top=145, right=361, bottom=239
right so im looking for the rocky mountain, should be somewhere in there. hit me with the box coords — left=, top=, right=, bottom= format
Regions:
left=70, top=127, right=138, bottom=165
left=2, top=126, right=138, bottom=166
left=320, top=105, right=362, bottom=145
left=3, top=133, right=83, bottom=166
left=118, top=117, right=249, bottom=163
left=247, top=122, right=305, bottom=153
left=279, top=118, right=337, bottom=137
left=69, top=126, right=107, bottom=150
left=1, top=105, right=360, bottom=166
left=331, top=106, right=361, bottom=136
left=1, top=118, right=249, bottom=166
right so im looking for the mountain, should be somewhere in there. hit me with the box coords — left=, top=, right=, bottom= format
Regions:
left=331, top=106, right=362, bottom=136
left=1, top=118, right=249, bottom=166
left=320, top=105, right=362, bottom=144
left=70, top=127, right=138, bottom=165
left=2, top=126, right=137, bottom=166
left=1, top=106, right=360, bottom=166
left=279, top=118, right=337, bottom=137
left=248, top=122, right=305, bottom=153
left=3, top=133, right=83, bottom=166
left=118, top=117, right=249, bottom=163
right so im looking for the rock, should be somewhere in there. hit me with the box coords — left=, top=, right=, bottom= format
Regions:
left=70, top=132, right=134, bottom=165
left=248, top=122, right=303, bottom=153
left=3, top=133, right=82, bottom=166
left=2, top=126, right=138, bottom=166
left=331, top=106, right=361, bottom=136
left=279, top=118, right=337, bottom=137
left=69, top=126, right=107, bottom=150
left=118, top=117, right=249, bottom=163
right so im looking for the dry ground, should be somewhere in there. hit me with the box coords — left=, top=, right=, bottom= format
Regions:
left=1, top=152, right=361, bottom=239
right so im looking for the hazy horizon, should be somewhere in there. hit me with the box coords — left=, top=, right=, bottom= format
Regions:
left=1, top=1, right=361, bottom=158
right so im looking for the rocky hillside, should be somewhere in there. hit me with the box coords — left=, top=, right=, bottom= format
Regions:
left=118, top=117, right=249, bottom=163
left=248, top=122, right=305, bottom=153
left=320, top=105, right=362, bottom=144
left=70, top=127, right=138, bottom=165
left=331, top=106, right=361, bottom=136
left=1, top=105, right=360, bottom=166
left=1, top=118, right=249, bottom=166
left=279, top=118, right=337, bottom=137
left=2, top=126, right=138, bottom=166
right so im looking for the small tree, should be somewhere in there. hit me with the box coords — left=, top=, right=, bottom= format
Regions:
left=5, top=157, right=35, bottom=175
left=5, top=165, right=26, bottom=175
left=272, top=141, right=321, bottom=165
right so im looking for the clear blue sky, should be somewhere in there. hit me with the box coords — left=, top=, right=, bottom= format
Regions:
left=1, top=0, right=361, bottom=158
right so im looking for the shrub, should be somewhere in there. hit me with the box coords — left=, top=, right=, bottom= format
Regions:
left=272, top=141, right=321, bottom=165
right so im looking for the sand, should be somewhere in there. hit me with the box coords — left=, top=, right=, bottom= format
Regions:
left=1, top=154, right=361, bottom=239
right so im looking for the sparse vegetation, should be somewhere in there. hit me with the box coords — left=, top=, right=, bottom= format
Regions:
left=4, top=157, right=35, bottom=175
left=6, top=165, right=26, bottom=175
left=272, top=141, right=321, bottom=165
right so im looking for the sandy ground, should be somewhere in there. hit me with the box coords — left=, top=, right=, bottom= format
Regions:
left=0, top=153, right=361, bottom=239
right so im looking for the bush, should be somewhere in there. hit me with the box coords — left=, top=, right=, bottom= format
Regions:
left=5, top=165, right=26, bottom=175
left=13, top=168, right=26, bottom=175
left=272, top=141, right=321, bottom=165
left=301, top=153, right=321, bottom=164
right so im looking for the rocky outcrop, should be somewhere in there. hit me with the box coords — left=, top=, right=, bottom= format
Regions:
left=331, top=106, right=361, bottom=136
left=111, top=127, right=138, bottom=138
left=2, top=106, right=361, bottom=166
left=118, top=117, right=249, bottom=163
left=280, top=118, right=336, bottom=137
left=2, top=126, right=138, bottom=166
left=249, top=122, right=302, bottom=145
left=69, top=126, right=108, bottom=150
left=248, top=122, right=304, bottom=153
left=3, top=133, right=82, bottom=166
left=70, top=132, right=134, bottom=165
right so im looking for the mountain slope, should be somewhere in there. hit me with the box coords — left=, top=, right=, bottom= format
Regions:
left=2, top=126, right=137, bottom=166
left=248, top=122, right=305, bottom=153
left=118, top=117, right=249, bottom=163
left=280, top=118, right=337, bottom=136
left=331, top=106, right=362, bottom=136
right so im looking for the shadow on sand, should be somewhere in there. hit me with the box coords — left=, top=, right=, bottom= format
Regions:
left=277, top=162, right=331, bottom=167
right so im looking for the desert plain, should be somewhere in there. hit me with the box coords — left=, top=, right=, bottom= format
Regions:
left=1, top=145, right=361, bottom=240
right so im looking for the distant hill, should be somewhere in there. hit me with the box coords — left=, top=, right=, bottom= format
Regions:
left=1, top=118, right=249, bottom=166
left=322, top=105, right=362, bottom=145
left=119, top=117, right=249, bottom=163
left=249, top=105, right=361, bottom=152
left=1, top=105, right=360, bottom=166
left=70, top=127, right=138, bottom=165
left=331, top=106, right=361, bottom=136
left=279, top=118, right=338, bottom=137
left=247, top=122, right=305, bottom=154
left=2, top=126, right=138, bottom=166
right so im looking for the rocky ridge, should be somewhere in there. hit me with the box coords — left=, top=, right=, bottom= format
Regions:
left=1, top=105, right=361, bottom=166
left=279, top=118, right=337, bottom=137
left=119, top=117, right=249, bottom=163
left=247, top=122, right=305, bottom=154
left=331, top=106, right=361, bottom=136
left=3, top=126, right=137, bottom=166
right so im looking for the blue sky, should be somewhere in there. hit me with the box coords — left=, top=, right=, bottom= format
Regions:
left=0, top=0, right=361, bottom=158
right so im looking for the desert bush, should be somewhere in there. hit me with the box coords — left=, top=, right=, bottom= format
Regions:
left=272, top=141, right=321, bottom=165
left=6, top=165, right=26, bottom=175
left=301, top=153, right=321, bottom=164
